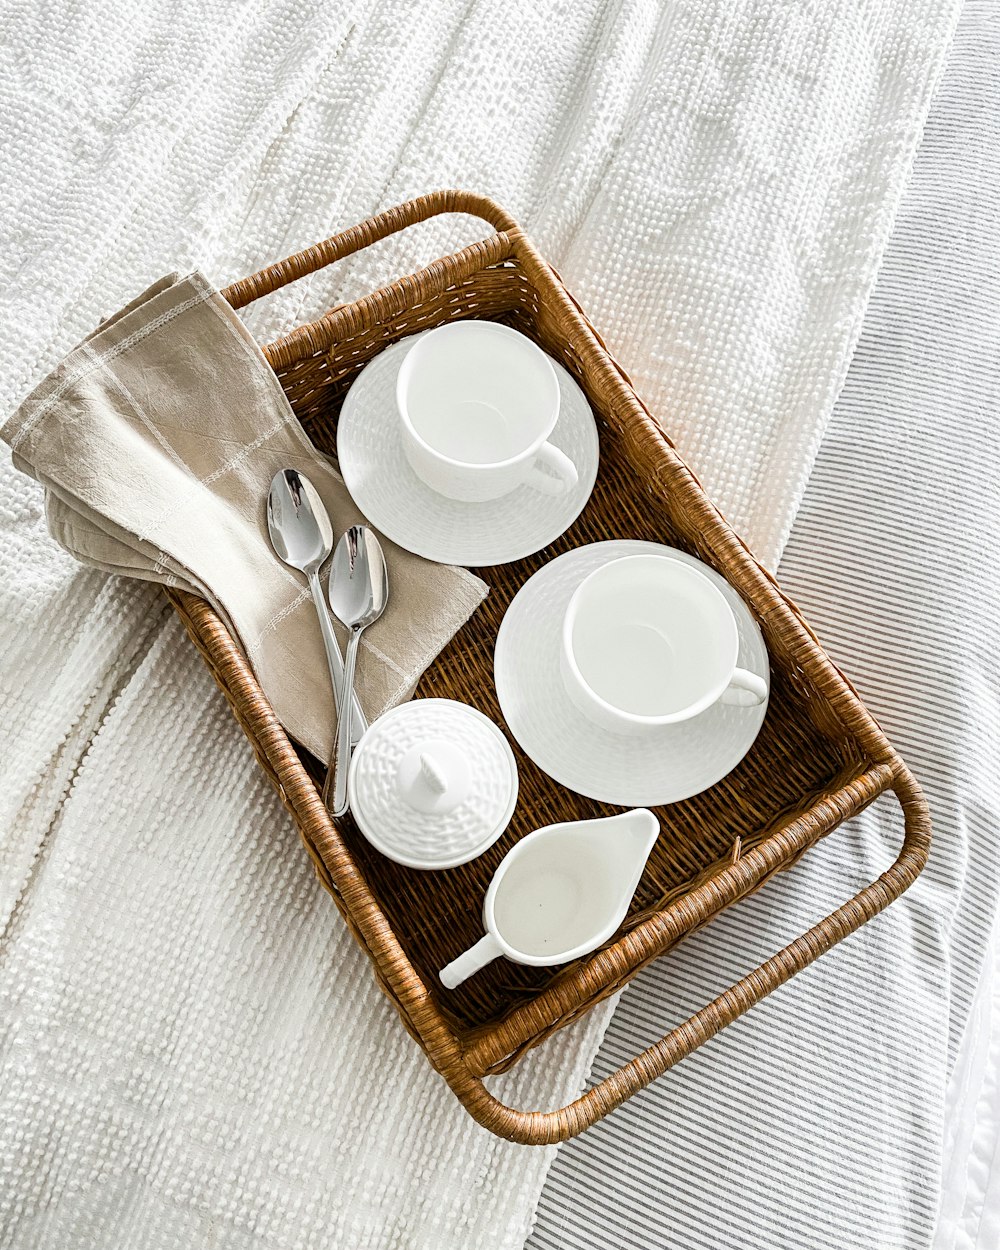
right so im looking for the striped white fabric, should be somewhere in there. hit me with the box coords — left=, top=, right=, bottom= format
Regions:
left=527, top=3, right=1000, bottom=1248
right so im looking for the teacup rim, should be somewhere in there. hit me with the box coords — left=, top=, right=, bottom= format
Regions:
left=395, top=319, right=561, bottom=470
left=561, top=553, right=740, bottom=727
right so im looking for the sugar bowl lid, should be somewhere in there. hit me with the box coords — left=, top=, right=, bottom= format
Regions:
left=347, top=698, right=519, bottom=869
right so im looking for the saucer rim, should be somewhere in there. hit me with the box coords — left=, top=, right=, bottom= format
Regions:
left=494, top=540, right=769, bottom=806
left=337, top=334, right=600, bottom=566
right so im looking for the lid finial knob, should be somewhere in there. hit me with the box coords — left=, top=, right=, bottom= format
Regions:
left=419, top=752, right=449, bottom=796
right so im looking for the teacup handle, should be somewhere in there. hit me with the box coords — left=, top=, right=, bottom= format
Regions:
left=440, top=932, right=504, bottom=989
left=526, top=441, right=579, bottom=496
left=720, top=667, right=768, bottom=707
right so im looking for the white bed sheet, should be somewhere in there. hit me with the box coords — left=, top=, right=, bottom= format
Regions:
left=938, top=922, right=1000, bottom=1249
left=530, top=2, right=1000, bottom=1246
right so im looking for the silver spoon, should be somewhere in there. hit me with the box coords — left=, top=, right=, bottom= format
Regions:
left=266, top=470, right=366, bottom=748
left=325, top=525, right=389, bottom=817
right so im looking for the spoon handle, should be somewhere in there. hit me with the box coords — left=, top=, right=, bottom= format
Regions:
left=307, top=571, right=367, bottom=745
left=330, top=627, right=362, bottom=817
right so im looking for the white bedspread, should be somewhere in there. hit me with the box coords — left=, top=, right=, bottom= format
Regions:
left=0, top=2, right=958, bottom=1246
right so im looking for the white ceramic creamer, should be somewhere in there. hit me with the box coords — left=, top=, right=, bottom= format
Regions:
left=439, top=809, right=659, bottom=989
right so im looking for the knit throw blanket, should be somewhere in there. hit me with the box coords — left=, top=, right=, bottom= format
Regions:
left=0, top=2, right=957, bottom=1246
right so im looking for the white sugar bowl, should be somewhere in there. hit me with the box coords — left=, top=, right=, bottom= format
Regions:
left=347, top=699, right=519, bottom=870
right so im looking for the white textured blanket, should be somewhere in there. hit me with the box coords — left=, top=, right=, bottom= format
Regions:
left=0, top=2, right=957, bottom=1246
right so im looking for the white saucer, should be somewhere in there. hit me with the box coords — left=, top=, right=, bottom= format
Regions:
left=494, top=541, right=770, bottom=806
left=337, top=332, right=600, bottom=566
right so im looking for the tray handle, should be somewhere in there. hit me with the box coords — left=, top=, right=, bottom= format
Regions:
left=221, top=189, right=519, bottom=311
left=448, top=768, right=929, bottom=1144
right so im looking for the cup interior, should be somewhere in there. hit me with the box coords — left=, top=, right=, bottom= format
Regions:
left=490, top=835, right=620, bottom=959
left=567, top=556, right=737, bottom=720
left=399, top=322, right=558, bottom=466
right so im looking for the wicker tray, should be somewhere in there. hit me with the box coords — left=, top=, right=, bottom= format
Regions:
left=168, top=190, right=930, bottom=1144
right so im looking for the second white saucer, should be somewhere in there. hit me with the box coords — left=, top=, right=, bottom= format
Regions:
left=494, top=541, right=770, bottom=806
left=337, top=332, right=600, bottom=566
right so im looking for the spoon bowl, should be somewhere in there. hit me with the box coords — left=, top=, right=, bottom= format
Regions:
left=329, top=525, right=390, bottom=634
left=266, top=469, right=332, bottom=575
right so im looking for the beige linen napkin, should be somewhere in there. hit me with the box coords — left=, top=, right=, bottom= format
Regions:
left=2, top=271, right=488, bottom=761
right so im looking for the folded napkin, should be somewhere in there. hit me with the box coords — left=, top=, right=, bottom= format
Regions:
left=2, top=272, right=488, bottom=761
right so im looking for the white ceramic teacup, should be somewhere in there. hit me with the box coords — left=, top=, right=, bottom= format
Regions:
left=560, top=554, right=767, bottom=736
left=438, top=809, right=659, bottom=989
left=395, top=320, right=579, bottom=503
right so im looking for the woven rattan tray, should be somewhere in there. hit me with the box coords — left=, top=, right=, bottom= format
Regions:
left=168, top=190, right=930, bottom=1144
